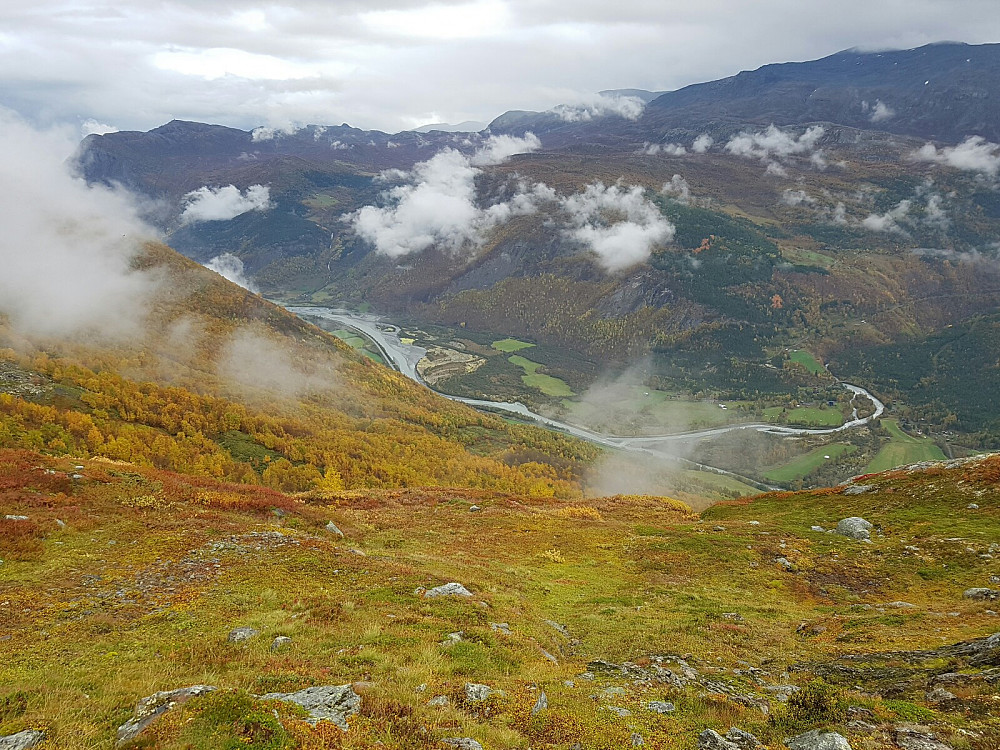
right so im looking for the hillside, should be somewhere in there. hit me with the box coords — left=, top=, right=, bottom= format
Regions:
left=2, top=449, right=998, bottom=748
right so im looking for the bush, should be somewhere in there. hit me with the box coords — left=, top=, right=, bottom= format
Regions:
left=771, top=679, right=846, bottom=731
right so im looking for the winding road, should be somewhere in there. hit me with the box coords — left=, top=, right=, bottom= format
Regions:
left=288, top=306, right=886, bottom=491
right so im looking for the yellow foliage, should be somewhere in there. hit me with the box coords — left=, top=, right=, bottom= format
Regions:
left=558, top=505, right=603, bottom=520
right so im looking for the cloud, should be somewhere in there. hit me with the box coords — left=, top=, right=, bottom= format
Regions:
left=869, top=99, right=894, bottom=122
left=726, top=125, right=826, bottom=172
left=915, top=136, right=1000, bottom=176
left=862, top=199, right=911, bottom=233
left=561, top=182, right=674, bottom=272
left=781, top=189, right=815, bottom=206
left=205, top=253, right=258, bottom=292
left=81, top=118, right=119, bottom=137
left=661, top=174, right=691, bottom=203
left=217, top=327, right=336, bottom=400
left=347, top=133, right=544, bottom=258
left=180, top=184, right=272, bottom=224
left=550, top=93, right=645, bottom=122
left=0, top=110, right=159, bottom=339
left=691, top=134, right=714, bottom=153
left=642, top=142, right=686, bottom=156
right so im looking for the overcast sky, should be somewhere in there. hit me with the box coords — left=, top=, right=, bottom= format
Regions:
left=2, top=0, right=999, bottom=136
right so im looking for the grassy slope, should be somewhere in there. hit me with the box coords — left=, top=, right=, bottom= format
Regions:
left=763, top=444, right=857, bottom=483
left=867, top=419, right=947, bottom=473
left=2, top=449, right=999, bottom=749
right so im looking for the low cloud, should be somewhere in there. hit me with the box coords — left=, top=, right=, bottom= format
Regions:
left=915, top=136, right=1000, bottom=177
left=862, top=199, right=912, bottom=234
left=347, top=134, right=545, bottom=258
left=661, top=174, right=691, bottom=204
left=205, top=253, right=258, bottom=292
left=562, top=182, right=674, bottom=273
left=0, top=110, right=159, bottom=339
left=869, top=99, right=894, bottom=123
left=691, top=134, right=714, bottom=153
left=642, top=142, right=686, bottom=156
left=781, top=189, right=816, bottom=206
left=217, top=327, right=337, bottom=400
left=551, top=93, right=645, bottom=122
left=180, top=184, right=272, bottom=224
left=81, top=119, right=119, bottom=137
left=726, top=125, right=826, bottom=173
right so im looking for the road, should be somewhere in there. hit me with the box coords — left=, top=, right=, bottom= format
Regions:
left=288, top=306, right=886, bottom=491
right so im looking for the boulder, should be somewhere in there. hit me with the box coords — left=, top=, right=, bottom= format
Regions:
left=647, top=700, right=676, bottom=713
left=0, top=730, right=45, bottom=750
left=835, top=517, right=873, bottom=541
left=270, top=636, right=293, bottom=652
left=631, top=733, right=645, bottom=746
left=490, top=622, right=512, bottom=636
left=843, top=485, right=874, bottom=495
left=531, top=691, right=548, bottom=716
left=964, top=588, right=1000, bottom=600
left=726, top=728, right=763, bottom=750
left=424, top=582, right=473, bottom=598
left=895, top=728, right=952, bottom=750
left=464, top=683, right=495, bottom=702
left=325, top=521, right=344, bottom=537
left=786, top=730, right=852, bottom=750
left=260, top=684, right=361, bottom=729
left=227, top=627, right=260, bottom=643
left=428, top=695, right=449, bottom=707
left=442, top=739, right=483, bottom=750
left=698, top=729, right=740, bottom=750
left=116, top=685, right=216, bottom=746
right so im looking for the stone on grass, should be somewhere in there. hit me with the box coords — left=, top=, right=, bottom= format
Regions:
left=531, top=691, right=548, bottom=716
left=926, top=687, right=957, bottom=702
left=3, top=515, right=28, bottom=522
left=270, top=636, right=293, bottom=652
left=442, top=739, right=483, bottom=750
left=428, top=695, right=449, bottom=707
left=325, top=521, right=344, bottom=537
left=631, top=733, right=645, bottom=746
left=260, top=684, right=361, bottom=730
left=785, top=729, right=852, bottom=750
left=116, top=686, right=216, bottom=746
left=469, top=505, right=481, bottom=512
left=0, top=730, right=45, bottom=750
left=602, top=705, right=631, bottom=717
left=726, top=728, right=763, bottom=750
left=424, top=582, right=473, bottom=598
left=227, top=627, right=260, bottom=643
left=490, top=622, right=512, bottom=635
left=895, top=728, right=952, bottom=750
left=464, top=683, right=495, bottom=702
left=835, top=517, right=873, bottom=541
left=843, top=485, right=874, bottom=496
left=647, top=700, right=675, bottom=713
left=964, top=588, right=1000, bottom=600
left=698, top=729, right=740, bottom=750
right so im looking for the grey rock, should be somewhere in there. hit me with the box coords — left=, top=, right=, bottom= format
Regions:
left=469, top=505, right=481, bottom=512
left=116, top=685, right=216, bottom=745
left=270, top=636, right=293, bottom=652
left=260, top=684, right=361, bottom=729
left=631, top=733, right=645, bottom=746
left=425, top=582, right=473, bottom=598
left=227, top=627, right=260, bottom=643
left=811, top=526, right=825, bottom=532
left=699, top=729, right=740, bottom=750
left=895, top=728, right=952, bottom=750
left=440, top=631, right=463, bottom=646
left=490, top=622, right=512, bottom=636
left=3, top=515, right=28, bottom=521
left=464, top=683, right=495, bottom=702
left=647, top=700, right=676, bottom=713
left=846, top=720, right=877, bottom=732
left=442, top=739, right=483, bottom=750
left=531, top=691, right=548, bottom=716
left=603, top=705, right=631, bottom=717
left=786, top=730, right=852, bottom=750
left=0, top=730, right=45, bottom=750
left=776, top=556, right=795, bottom=571
left=544, top=619, right=569, bottom=635
left=835, top=517, right=873, bottom=541
left=325, top=521, right=344, bottom=537
left=843, top=484, right=875, bottom=495
left=541, top=648, right=558, bottom=664
left=964, top=588, right=1000, bottom=600
left=427, top=695, right=449, bottom=707
left=926, top=686, right=957, bottom=702
left=887, top=601, right=916, bottom=608
left=727, top=728, right=763, bottom=750
left=600, top=686, right=627, bottom=699
left=967, top=503, right=979, bottom=510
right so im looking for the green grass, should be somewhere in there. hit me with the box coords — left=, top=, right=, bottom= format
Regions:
left=866, top=419, right=946, bottom=473
left=564, top=387, right=751, bottom=433
left=508, top=355, right=574, bottom=398
left=789, top=350, right=826, bottom=375
left=763, top=405, right=844, bottom=427
left=764, top=443, right=857, bottom=483
left=491, top=338, right=535, bottom=353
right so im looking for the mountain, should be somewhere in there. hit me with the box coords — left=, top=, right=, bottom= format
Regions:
left=489, top=42, right=1000, bottom=146
left=411, top=120, right=488, bottom=133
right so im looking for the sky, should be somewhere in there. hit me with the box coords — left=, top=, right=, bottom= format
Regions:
left=2, top=0, right=1000, bottom=136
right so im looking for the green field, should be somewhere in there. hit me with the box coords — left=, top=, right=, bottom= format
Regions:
left=332, top=329, right=385, bottom=365
left=492, top=338, right=535, bottom=353
left=866, top=419, right=946, bottom=472
left=763, top=404, right=844, bottom=427
left=565, top=387, right=750, bottom=433
left=508, top=354, right=575, bottom=397
left=789, top=349, right=826, bottom=375
left=764, top=443, right=857, bottom=483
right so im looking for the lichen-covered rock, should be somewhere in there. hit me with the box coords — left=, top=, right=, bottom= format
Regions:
left=442, top=739, right=483, bottom=750
left=835, top=517, right=873, bottom=541
left=786, top=729, right=852, bottom=750
left=964, top=588, right=1000, bottom=600
left=726, top=728, right=763, bottom=750
left=647, top=700, right=676, bottom=713
left=698, top=729, right=740, bottom=750
left=116, top=685, right=216, bottom=746
left=463, top=683, right=496, bottom=702
left=260, top=684, right=361, bottom=730
left=325, top=521, right=344, bottom=537
left=270, top=636, right=293, bottom=652
left=227, top=627, right=260, bottom=643
left=531, top=691, right=547, bottom=716
left=895, top=728, right=952, bottom=750
left=0, top=730, right=45, bottom=750
left=428, top=695, right=449, bottom=707
left=424, top=582, right=473, bottom=598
